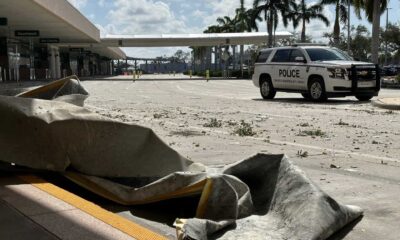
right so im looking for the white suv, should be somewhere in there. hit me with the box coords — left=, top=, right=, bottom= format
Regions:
left=252, top=44, right=380, bottom=101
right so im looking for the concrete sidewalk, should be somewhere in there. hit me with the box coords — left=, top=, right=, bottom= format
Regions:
left=0, top=174, right=160, bottom=240
left=372, top=97, right=400, bottom=110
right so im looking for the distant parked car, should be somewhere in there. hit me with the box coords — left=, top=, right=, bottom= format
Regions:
left=382, top=65, right=398, bottom=76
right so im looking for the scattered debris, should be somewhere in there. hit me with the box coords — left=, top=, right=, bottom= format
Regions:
left=385, top=110, right=394, bottom=115
left=296, top=129, right=327, bottom=137
left=170, top=130, right=205, bottom=137
left=226, top=120, right=238, bottom=126
left=335, top=119, right=349, bottom=126
left=153, top=113, right=163, bottom=119
left=330, top=164, right=340, bottom=169
left=298, top=122, right=310, bottom=127
left=297, top=150, right=309, bottom=158
left=233, top=120, right=256, bottom=137
left=203, top=118, right=222, bottom=128
left=344, top=168, right=358, bottom=172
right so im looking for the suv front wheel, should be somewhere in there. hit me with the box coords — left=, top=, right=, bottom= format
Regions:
left=260, top=76, right=276, bottom=99
left=308, top=77, right=327, bottom=102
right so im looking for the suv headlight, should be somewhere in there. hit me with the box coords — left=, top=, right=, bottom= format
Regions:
left=327, top=68, right=346, bottom=79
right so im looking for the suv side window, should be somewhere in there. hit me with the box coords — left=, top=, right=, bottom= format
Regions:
left=256, top=50, right=272, bottom=63
left=289, top=49, right=306, bottom=62
left=271, top=49, right=291, bottom=62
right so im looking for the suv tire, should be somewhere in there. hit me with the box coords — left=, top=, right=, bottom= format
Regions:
left=355, top=95, right=373, bottom=101
left=308, top=77, right=327, bottom=102
left=260, top=76, right=276, bottom=99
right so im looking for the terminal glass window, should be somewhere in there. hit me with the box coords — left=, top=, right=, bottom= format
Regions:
left=271, top=49, right=291, bottom=62
left=256, top=50, right=272, bottom=63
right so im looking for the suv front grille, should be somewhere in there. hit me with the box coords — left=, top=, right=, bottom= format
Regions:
left=347, top=66, right=377, bottom=81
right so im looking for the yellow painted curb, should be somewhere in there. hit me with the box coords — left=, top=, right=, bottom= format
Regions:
left=18, top=175, right=168, bottom=240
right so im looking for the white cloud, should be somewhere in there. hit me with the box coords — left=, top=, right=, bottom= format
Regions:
left=192, top=10, right=207, bottom=18
left=98, top=0, right=106, bottom=7
left=91, top=0, right=336, bottom=57
left=106, top=0, right=189, bottom=35
left=67, top=0, right=88, bottom=9
left=202, top=0, right=252, bottom=27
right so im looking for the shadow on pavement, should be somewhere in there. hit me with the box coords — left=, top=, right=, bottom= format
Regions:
left=252, top=97, right=369, bottom=105
left=80, top=76, right=250, bottom=82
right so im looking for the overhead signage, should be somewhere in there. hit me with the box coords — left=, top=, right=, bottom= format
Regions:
left=40, top=38, right=60, bottom=43
left=0, top=18, right=7, bottom=26
left=69, top=48, right=83, bottom=52
left=15, top=30, right=40, bottom=37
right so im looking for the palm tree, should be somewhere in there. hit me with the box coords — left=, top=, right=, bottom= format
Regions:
left=216, top=16, right=237, bottom=33
left=288, top=0, right=330, bottom=42
left=204, top=25, right=223, bottom=34
left=252, top=0, right=291, bottom=47
left=235, top=0, right=261, bottom=76
left=320, top=0, right=350, bottom=46
left=353, top=0, right=388, bottom=64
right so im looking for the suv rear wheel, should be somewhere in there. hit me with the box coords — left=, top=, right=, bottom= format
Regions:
left=260, top=76, right=276, bottom=99
left=355, top=95, right=373, bottom=101
left=308, top=77, right=327, bottom=102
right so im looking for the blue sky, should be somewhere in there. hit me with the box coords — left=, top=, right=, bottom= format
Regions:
left=67, top=0, right=400, bottom=58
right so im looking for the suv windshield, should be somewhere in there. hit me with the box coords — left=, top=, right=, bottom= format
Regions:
left=306, top=48, right=353, bottom=62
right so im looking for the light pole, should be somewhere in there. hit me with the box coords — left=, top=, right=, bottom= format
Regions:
left=384, top=7, right=391, bottom=66
left=347, top=0, right=351, bottom=54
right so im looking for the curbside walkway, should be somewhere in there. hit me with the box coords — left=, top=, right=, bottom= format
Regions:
left=372, top=97, right=400, bottom=110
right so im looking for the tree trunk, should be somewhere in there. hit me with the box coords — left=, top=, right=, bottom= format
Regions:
left=240, top=44, right=244, bottom=77
left=371, top=0, right=380, bottom=64
left=267, top=12, right=273, bottom=47
left=333, top=2, right=340, bottom=46
left=301, top=18, right=306, bottom=42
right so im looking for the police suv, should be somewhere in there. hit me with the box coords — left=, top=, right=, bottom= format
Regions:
left=252, top=44, right=380, bottom=101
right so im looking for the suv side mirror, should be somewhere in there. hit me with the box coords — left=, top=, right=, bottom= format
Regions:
left=295, top=56, right=306, bottom=63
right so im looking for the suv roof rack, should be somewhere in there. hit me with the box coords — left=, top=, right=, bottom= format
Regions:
left=291, top=43, right=327, bottom=47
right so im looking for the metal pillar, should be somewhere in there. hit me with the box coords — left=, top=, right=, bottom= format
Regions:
left=55, top=48, right=61, bottom=78
left=125, top=59, right=128, bottom=73
left=29, top=39, right=35, bottom=80
left=48, top=46, right=56, bottom=78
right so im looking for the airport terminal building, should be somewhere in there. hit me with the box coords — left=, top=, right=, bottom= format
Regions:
left=0, top=0, right=126, bottom=82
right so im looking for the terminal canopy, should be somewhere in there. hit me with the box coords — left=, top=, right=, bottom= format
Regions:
left=101, top=32, right=292, bottom=47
